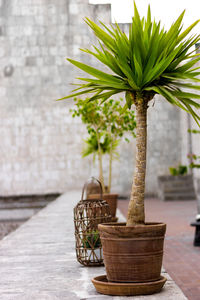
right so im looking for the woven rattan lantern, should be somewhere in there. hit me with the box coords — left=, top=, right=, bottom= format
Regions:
left=74, top=178, right=111, bottom=266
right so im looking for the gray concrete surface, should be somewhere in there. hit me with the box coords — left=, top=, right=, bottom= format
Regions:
left=0, top=208, right=39, bottom=221
left=0, top=192, right=187, bottom=299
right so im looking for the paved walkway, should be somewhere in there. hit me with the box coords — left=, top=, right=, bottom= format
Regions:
left=0, top=192, right=186, bottom=299
left=118, top=198, right=200, bottom=300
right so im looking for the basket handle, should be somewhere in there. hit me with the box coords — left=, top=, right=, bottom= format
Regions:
left=81, top=177, right=103, bottom=201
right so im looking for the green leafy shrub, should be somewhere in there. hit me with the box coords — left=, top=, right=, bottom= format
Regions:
left=82, top=230, right=101, bottom=249
left=169, top=165, right=188, bottom=176
left=70, top=97, right=136, bottom=192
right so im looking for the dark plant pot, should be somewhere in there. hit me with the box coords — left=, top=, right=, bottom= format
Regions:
left=98, top=222, right=166, bottom=283
left=89, top=193, right=118, bottom=219
left=86, top=181, right=101, bottom=197
left=102, top=193, right=118, bottom=218
left=158, top=174, right=196, bottom=201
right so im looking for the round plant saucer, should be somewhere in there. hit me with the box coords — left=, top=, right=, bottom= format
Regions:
left=92, top=275, right=167, bottom=296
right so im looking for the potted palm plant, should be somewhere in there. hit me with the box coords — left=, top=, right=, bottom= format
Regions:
left=158, top=164, right=196, bottom=201
left=59, top=3, right=200, bottom=295
left=71, top=97, right=136, bottom=220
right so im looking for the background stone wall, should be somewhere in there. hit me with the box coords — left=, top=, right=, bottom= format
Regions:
left=0, top=0, right=184, bottom=197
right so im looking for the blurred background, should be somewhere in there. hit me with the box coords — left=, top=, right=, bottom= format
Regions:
left=0, top=0, right=200, bottom=232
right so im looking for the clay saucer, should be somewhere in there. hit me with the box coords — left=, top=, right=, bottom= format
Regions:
left=92, top=275, right=167, bottom=296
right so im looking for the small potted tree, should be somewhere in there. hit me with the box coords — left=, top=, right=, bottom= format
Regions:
left=158, top=164, right=196, bottom=201
left=59, top=3, right=200, bottom=295
left=71, top=97, right=136, bottom=219
left=158, top=128, right=200, bottom=202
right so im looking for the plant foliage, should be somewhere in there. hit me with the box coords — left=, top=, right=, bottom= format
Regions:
left=82, top=132, right=119, bottom=160
left=187, top=129, right=200, bottom=169
left=71, top=98, right=136, bottom=156
left=70, top=98, right=136, bottom=191
left=82, top=230, right=101, bottom=249
left=59, top=3, right=200, bottom=125
left=169, top=165, right=188, bottom=176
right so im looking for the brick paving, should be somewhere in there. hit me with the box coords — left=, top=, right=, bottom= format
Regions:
left=118, top=198, right=200, bottom=300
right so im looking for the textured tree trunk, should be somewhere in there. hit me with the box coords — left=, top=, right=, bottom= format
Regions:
left=96, top=132, right=105, bottom=193
left=108, top=146, right=113, bottom=194
left=127, top=100, right=148, bottom=226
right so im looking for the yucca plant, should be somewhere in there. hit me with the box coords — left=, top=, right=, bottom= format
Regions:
left=59, top=3, right=200, bottom=226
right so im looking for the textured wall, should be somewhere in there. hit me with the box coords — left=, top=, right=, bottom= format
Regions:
left=146, top=95, right=182, bottom=195
left=0, top=0, right=182, bottom=196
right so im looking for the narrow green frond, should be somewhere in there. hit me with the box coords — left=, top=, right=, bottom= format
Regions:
left=167, top=39, right=198, bottom=71
left=88, top=90, right=122, bottom=102
left=174, top=56, right=200, bottom=73
left=69, top=82, right=93, bottom=92
left=177, top=20, right=200, bottom=43
left=162, top=72, right=200, bottom=82
left=84, top=18, right=116, bottom=52
left=180, top=97, right=200, bottom=109
left=133, top=1, right=141, bottom=26
left=76, top=77, right=129, bottom=90
left=164, top=10, right=185, bottom=46
left=158, top=86, right=190, bottom=112
left=146, top=4, right=151, bottom=27
left=117, top=62, right=139, bottom=90
left=133, top=54, right=143, bottom=85
left=125, top=91, right=133, bottom=109
left=99, top=21, right=115, bottom=37
left=67, top=58, right=123, bottom=84
left=173, top=91, right=200, bottom=101
left=180, top=99, right=200, bottom=125
left=57, top=88, right=96, bottom=101
left=144, top=85, right=190, bottom=113
left=76, top=77, right=126, bottom=91
left=143, top=45, right=182, bottom=85
left=91, top=44, right=125, bottom=77
left=172, top=82, right=200, bottom=91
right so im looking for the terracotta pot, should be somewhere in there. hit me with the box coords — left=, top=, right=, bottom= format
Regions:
left=89, top=193, right=118, bottom=218
left=86, top=181, right=101, bottom=197
left=98, top=222, right=166, bottom=283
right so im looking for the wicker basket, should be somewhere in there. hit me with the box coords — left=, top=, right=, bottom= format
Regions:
left=74, top=178, right=112, bottom=266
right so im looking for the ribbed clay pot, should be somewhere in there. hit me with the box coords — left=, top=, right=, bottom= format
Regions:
left=98, top=222, right=166, bottom=283
left=88, top=194, right=118, bottom=219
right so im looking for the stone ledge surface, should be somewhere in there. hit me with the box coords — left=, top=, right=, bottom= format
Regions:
left=0, top=192, right=187, bottom=299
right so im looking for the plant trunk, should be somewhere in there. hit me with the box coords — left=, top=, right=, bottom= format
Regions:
left=96, top=132, right=105, bottom=193
left=127, top=100, right=148, bottom=226
left=108, top=146, right=113, bottom=194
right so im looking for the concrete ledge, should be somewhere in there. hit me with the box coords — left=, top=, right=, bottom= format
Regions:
left=0, top=192, right=187, bottom=299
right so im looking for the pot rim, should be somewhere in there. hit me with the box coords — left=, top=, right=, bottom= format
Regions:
left=89, top=193, right=118, bottom=197
left=98, top=222, right=166, bottom=228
